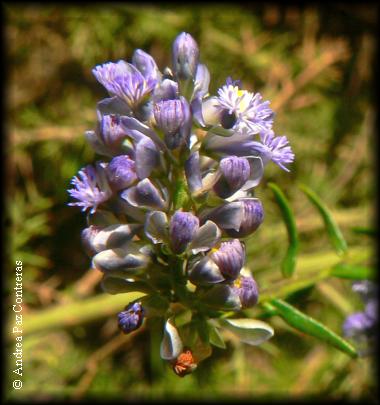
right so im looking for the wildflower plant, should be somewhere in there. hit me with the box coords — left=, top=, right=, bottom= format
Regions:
left=68, top=32, right=370, bottom=376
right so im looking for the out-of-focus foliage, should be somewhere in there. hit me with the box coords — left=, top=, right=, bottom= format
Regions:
left=5, top=3, right=377, bottom=402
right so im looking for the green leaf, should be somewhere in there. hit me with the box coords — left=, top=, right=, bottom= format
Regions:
left=299, top=184, right=348, bottom=256
left=268, top=182, right=299, bottom=278
left=219, top=318, right=274, bottom=346
left=173, top=309, right=193, bottom=327
left=207, top=322, right=226, bottom=349
left=351, top=226, right=377, bottom=238
left=268, top=298, right=358, bottom=358
left=330, top=263, right=375, bottom=280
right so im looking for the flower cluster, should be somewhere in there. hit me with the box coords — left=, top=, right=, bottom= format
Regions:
left=68, top=32, right=294, bottom=375
left=343, top=280, right=377, bottom=356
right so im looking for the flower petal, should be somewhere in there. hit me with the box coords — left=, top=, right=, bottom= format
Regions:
left=189, top=220, right=221, bottom=254
left=120, top=116, right=166, bottom=150
left=160, top=317, right=184, bottom=360
left=185, top=151, right=203, bottom=193
left=92, top=244, right=150, bottom=274
left=189, top=257, right=225, bottom=285
left=219, top=318, right=274, bottom=345
left=145, top=211, right=169, bottom=244
left=91, top=224, right=141, bottom=252
left=241, top=156, right=264, bottom=191
left=96, top=96, right=131, bottom=117
left=200, top=284, right=241, bottom=311
left=121, top=179, right=166, bottom=210
left=193, top=63, right=210, bottom=99
left=202, top=202, right=244, bottom=232
left=85, top=130, right=111, bottom=157
left=135, top=137, right=159, bottom=179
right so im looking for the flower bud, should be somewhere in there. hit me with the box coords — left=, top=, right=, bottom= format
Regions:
left=210, top=239, right=245, bottom=280
left=172, top=32, right=199, bottom=80
left=106, top=155, right=137, bottom=191
left=81, top=225, right=102, bottom=256
left=233, top=275, right=259, bottom=308
left=213, top=156, right=250, bottom=198
left=227, top=199, right=264, bottom=237
left=118, top=302, right=145, bottom=334
left=170, top=211, right=199, bottom=254
left=153, top=96, right=191, bottom=149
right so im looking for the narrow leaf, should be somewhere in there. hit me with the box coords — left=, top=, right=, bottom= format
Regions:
left=269, top=298, right=357, bottom=358
left=330, top=263, right=375, bottom=280
left=351, top=226, right=377, bottom=238
left=268, top=182, right=298, bottom=278
left=207, top=322, right=226, bottom=349
left=299, top=184, right=347, bottom=256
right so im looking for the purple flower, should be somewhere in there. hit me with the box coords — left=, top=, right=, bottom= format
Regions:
left=213, top=156, right=251, bottom=198
left=203, top=129, right=294, bottom=172
left=68, top=163, right=112, bottom=213
left=92, top=60, right=157, bottom=110
left=202, top=83, right=274, bottom=134
left=343, top=312, right=374, bottom=338
left=225, top=76, right=242, bottom=88
left=204, top=198, right=264, bottom=237
left=210, top=239, right=245, bottom=280
left=85, top=114, right=129, bottom=157
left=153, top=96, right=191, bottom=149
left=227, top=199, right=264, bottom=237
left=342, top=280, right=377, bottom=356
left=118, top=302, right=145, bottom=334
left=172, top=32, right=199, bottom=80
left=99, top=115, right=128, bottom=150
left=233, top=275, right=259, bottom=308
left=169, top=211, right=200, bottom=254
left=106, top=155, right=137, bottom=191
left=259, top=130, right=295, bottom=172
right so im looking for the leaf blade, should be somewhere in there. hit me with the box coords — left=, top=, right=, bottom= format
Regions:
left=330, top=263, right=375, bottom=280
left=268, top=182, right=299, bottom=278
left=299, top=184, right=347, bottom=256
left=269, top=298, right=358, bottom=358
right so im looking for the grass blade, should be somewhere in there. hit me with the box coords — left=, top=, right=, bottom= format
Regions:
left=268, top=182, right=299, bottom=278
left=299, top=184, right=348, bottom=256
left=268, top=298, right=358, bottom=358
left=330, top=263, right=375, bottom=280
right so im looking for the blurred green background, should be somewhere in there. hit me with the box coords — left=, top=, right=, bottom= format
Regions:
left=5, top=3, right=377, bottom=401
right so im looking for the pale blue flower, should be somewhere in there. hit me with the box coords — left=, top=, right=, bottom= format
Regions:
left=68, top=163, right=112, bottom=213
